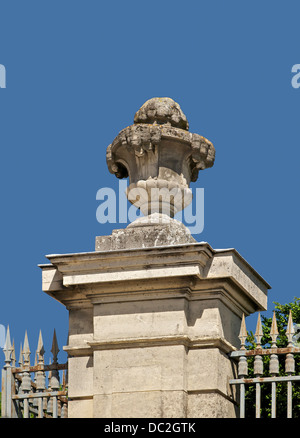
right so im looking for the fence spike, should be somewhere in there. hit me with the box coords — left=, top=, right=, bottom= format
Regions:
left=11, top=340, right=16, bottom=367
left=4, top=325, right=11, bottom=349
left=255, top=313, right=263, bottom=348
left=35, top=330, right=46, bottom=396
left=18, top=343, right=23, bottom=366
left=23, top=331, right=31, bottom=365
left=36, top=330, right=45, bottom=362
left=270, top=311, right=279, bottom=348
left=3, top=325, right=12, bottom=364
left=50, top=330, right=60, bottom=395
left=239, top=314, right=247, bottom=350
left=51, top=329, right=59, bottom=363
left=286, top=310, right=295, bottom=347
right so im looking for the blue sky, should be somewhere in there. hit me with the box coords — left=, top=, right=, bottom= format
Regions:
left=0, top=1, right=299, bottom=368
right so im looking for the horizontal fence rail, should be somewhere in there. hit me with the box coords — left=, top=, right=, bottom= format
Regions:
left=229, top=311, right=300, bottom=418
left=1, top=327, right=68, bottom=418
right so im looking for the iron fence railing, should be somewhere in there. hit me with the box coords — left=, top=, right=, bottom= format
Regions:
left=3, top=311, right=300, bottom=418
left=229, top=311, right=300, bottom=418
left=1, top=327, right=68, bottom=418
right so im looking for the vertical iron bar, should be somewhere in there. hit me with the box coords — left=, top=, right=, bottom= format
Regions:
left=255, top=382, right=261, bottom=418
left=23, top=398, right=29, bottom=418
left=285, top=351, right=295, bottom=419
left=238, top=316, right=248, bottom=419
left=21, top=331, right=31, bottom=418
left=287, top=380, right=292, bottom=418
left=61, top=400, right=67, bottom=418
left=240, top=383, right=245, bottom=418
left=269, top=313, right=279, bottom=422
left=53, top=396, right=58, bottom=418
left=36, top=330, right=46, bottom=418
left=6, top=366, right=12, bottom=418
left=271, top=381, right=276, bottom=418
left=1, top=367, right=7, bottom=418
left=10, top=342, right=17, bottom=418
left=51, top=329, right=60, bottom=418
left=2, top=326, right=13, bottom=418
left=47, top=360, right=53, bottom=415
left=38, top=398, right=43, bottom=418
left=254, top=352, right=263, bottom=419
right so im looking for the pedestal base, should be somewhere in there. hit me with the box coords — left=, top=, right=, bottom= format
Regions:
left=40, top=228, right=270, bottom=418
left=95, top=214, right=196, bottom=251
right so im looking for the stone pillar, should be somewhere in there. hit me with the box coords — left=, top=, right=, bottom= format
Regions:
left=39, top=98, right=270, bottom=418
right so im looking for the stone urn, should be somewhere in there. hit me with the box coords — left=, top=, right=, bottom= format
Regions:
left=106, top=97, right=215, bottom=220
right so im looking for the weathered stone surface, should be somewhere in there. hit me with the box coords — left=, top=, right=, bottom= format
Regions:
left=106, top=123, right=215, bottom=184
left=40, top=240, right=270, bottom=418
left=126, top=178, right=193, bottom=216
left=187, top=392, right=237, bottom=418
left=68, top=399, right=93, bottom=419
left=43, top=242, right=270, bottom=313
left=40, top=98, right=270, bottom=418
left=106, top=97, right=215, bottom=217
left=92, top=345, right=187, bottom=417
left=134, top=97, right=189, bottom=130
left=95, top=214, right=196, bottom=251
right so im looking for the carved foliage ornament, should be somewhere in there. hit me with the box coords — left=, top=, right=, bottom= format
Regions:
left=106, top=97, right=215, bottom=216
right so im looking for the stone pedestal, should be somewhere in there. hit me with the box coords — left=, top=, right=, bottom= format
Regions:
left=39, top=222, right=270, bottom=418
left=39, top=98, right=270, bottom=417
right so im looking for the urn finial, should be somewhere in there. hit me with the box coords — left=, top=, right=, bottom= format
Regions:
left=106, top=97, right=215, bottom=218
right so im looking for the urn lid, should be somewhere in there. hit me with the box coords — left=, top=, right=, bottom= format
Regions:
left=133, top=97, right=189, bottom=131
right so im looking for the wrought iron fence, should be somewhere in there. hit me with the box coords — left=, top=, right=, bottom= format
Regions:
left=1, top=327, right=68, bottom=418
left=3, top=312, right=300, bottom=418
left=229, top=311, right=300, bottom=418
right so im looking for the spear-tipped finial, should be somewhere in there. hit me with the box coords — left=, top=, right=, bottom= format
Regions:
left=18, top=343, right=23, bottom=366
left=23, top=331, right=31, bottom=365
left=4, top=325, right=11, bottom=348
left=270, top=311, right=279, bottom=348
left=3, top=325, right=12, bottom=364
left=51, top=329, right=59, bottom=363
left=239, top=314, right=248, bottom=350
left=36, top=330, right=45, bottom=363
left=11, top=340, right=16, bottom=367
left=286, top=309, right=295, bottom=347
left=255, top=313, right=263, bottom=348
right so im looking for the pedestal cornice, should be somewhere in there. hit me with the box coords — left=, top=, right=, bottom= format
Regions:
left=39, top=241, right=270, bottom=314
